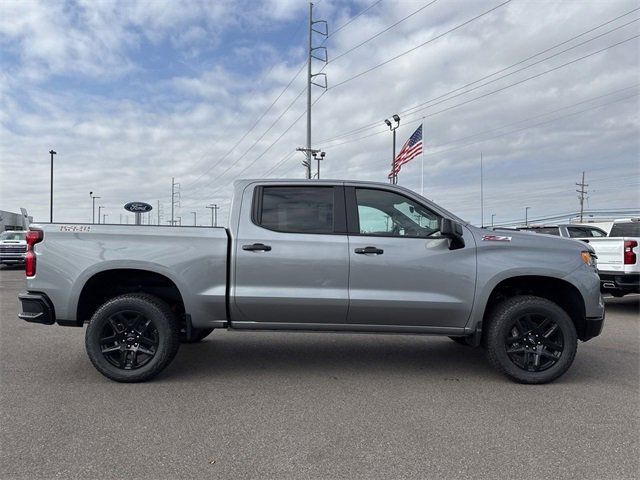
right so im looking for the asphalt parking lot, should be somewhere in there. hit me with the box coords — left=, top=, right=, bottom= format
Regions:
left=0, top=266, right=638, bottom=480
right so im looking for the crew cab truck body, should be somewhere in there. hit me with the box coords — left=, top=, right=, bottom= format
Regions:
left=19, top=180, right=605, bottom=383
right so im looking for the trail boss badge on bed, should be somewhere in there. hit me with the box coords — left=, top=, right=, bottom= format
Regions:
left=124, top=202, right=153, bottom=213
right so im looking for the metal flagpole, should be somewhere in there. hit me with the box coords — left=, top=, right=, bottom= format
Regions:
left=420, top=121, right=425, bottom=196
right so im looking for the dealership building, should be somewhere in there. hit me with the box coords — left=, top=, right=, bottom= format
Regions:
left=0, top=210, right=32, bottom=231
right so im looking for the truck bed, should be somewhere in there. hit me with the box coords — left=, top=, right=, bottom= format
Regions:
left=28, top=224, right=229, bottom=328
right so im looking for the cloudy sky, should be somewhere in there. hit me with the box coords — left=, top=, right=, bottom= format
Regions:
left=1, top=0, right=638, bottom=227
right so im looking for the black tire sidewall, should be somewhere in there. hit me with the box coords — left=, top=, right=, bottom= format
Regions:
left=487, top=296, right=577, bottom=384
left=85, top=294, right=179, bottom=382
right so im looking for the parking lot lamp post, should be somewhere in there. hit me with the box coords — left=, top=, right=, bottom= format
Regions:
left=98, top=206, right=104, bottom=224
left=192, top=211, right=197, bottom=226
left=384, top=115, right=400, bottom=184
left=90, top=192, right=100, bottom=224
left=491, top=214, right=496, bottom=228
left=525, top=207, right=531, bottom=226
left=49, top=150, right=56, bottom=222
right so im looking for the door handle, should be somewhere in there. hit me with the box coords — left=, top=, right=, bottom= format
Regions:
left=354, top=246, right=384, bottom=255
left=242, top=243, right=272, bottom=252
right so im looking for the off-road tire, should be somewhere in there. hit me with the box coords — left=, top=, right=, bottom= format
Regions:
left=485, top=295, right=577, bottom=384
left=85, top=294, right=180, bottom=382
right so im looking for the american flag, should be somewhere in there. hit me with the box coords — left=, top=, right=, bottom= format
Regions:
left=388, top=124, right=423, bottom=178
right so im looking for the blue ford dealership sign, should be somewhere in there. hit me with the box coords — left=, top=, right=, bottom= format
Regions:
left=124, top=202, right=153, bottom=213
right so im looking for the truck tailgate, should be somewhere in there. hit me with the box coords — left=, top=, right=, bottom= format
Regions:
left=588, top=238, right=623, bottom=272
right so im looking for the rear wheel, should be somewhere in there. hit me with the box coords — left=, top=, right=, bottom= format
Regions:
left=485, top=295, right=577, bottom=384
left=85, top=294, right=180, bottom=382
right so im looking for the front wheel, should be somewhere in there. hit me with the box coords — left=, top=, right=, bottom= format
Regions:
left=85, top=294, right=180, bottom=382
left=485, top=295, right=577, bottom=384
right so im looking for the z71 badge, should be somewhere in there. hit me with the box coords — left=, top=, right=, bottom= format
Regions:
left=482, top=234, right=511, bottom=242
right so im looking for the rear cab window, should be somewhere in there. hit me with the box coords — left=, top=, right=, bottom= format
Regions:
left=609, top=222, right=640, bottom=237
left=254, top=186, right=340, bottom=234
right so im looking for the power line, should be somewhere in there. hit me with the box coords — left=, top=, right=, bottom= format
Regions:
left=329, top=0, right=513, bottom=90
left=198, top=91, right=328, bottom=200
left=183, top=63, right=307, bottom=191
left=321, top=35, right=640, bottom=150
left=319, top=7, right=640, bottom=144
left=182, top=86, right=306, bottom=199
left=328, top=0, right=384, bottom=38
left=330, top=0, right=439, bottom=63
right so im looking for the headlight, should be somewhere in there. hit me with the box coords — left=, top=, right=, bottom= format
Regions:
left=581, top=251, right=597, bottom=267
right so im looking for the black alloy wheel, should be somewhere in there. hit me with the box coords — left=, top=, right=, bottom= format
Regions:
left=100, top=310, right=159, bottom=370
left=485, top=295, right=577, bottom=384
left=85, top=294, right=180, bottom=382
left=504, top=313, right=563, bottom=372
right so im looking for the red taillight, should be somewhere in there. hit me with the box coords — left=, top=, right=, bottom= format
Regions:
left=624, top=240, right=638, bottom=265
left=25, top=230, right=43, bottom=277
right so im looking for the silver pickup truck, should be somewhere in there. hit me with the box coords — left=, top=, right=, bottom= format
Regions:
left=18, top=179, right=605, bottom=384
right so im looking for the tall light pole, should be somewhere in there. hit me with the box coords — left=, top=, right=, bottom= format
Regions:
left=98, top=206, right=104, bottom=224
left=525, top=207, right=531, bottom=226
left=312, top=151, right=325, bottom=179
left=191, top=211, right=197, bottom=226
left=491, top=213, right=496, bottom=228
left=385, top=115, right=400, bottom=184
left=103, top=214, right=108, bottom=224
left=49, top=150, right=56, bottom=222
left=90, top=192, right=100, bottom=224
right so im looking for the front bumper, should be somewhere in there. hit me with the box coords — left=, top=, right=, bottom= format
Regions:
left=583, top=312, right=605, bottom=342
left=18, top=292, right=55, bottom=325
left=0, top=255, right=25, bottom=264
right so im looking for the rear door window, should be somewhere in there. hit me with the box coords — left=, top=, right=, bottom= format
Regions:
left=257, top=186, right=335, bottom=234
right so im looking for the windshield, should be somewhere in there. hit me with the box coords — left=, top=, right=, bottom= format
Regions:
left=0, top=231, right=25, bottom=241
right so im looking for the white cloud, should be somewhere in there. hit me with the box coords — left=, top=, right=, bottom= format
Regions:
left=0, top=0, right=638, bottom=227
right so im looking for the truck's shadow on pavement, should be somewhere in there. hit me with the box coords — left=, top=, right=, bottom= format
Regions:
left=167, top=335, right=498, bottom=382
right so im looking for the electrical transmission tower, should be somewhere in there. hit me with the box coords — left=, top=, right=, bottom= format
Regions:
left=576, top=171, right=589, bottom=222
left=298, top=2, right=327, bottom=179
left=171, top=177, right=181, bottom=226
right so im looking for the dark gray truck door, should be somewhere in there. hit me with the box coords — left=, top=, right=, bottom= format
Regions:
left=346, top=186, right=476, bottom=328
left=233, top=184, right=350, bottom=325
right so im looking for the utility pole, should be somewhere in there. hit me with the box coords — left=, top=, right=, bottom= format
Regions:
left=90, top=192, right=100, bottom=224
left=206, top=204, right=219, bottom=227
left=49, top=150, right=56, bottom=222
left=576, top=171, right=588, bottom=222
left=480, top=152, right=484, bottom=228
left=299, top=2, right=327, bottom=179
left=171, top=177, right=180, bottom=226
left=385, top=115, right=400, bottom=184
